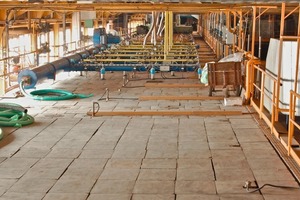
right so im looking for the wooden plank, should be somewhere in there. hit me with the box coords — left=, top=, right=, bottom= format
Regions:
left=145, top=83, right=206, bottom=88
left=87, top=110, right=243, bottom=117
left=139, top=95, right=224, bottom=101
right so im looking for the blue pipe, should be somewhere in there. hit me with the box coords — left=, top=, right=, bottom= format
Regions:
left=18, top=46, right=101, bottom=88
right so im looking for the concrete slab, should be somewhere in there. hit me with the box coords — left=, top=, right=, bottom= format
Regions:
left=1, top=71, right=298, bottom=199
left=87, top=194, right=132, bottom=200
left=177, top=158, right=212, bottom=170
left=99, top=168, right=140, bottom=180
left=215, top=180, right=249, bottom=194
left=91, top=180, right=135, bottom=194
left=43, top=193, right=88, bottom=200
left=253, top=169, right=298, bottom=182
left=49, top=176, right=96, bottom=193
left=179, top=149, right=211, bottom=159
left=0, top=179, right=17, bottom=196
left=212, top=157, right=250, bottom=170
left=133, top=181, right=175, bottom=194
left=176, top=194, right=219, bottom=200
left=105, top=159, right=142, bottom=169
left=12, top=147, right=50, bottom=158
left=177, top=169, right=215, bottom=181
left=138, top=169, right=176, bottom=180
left=79, top=149, right=113, bottom=159
left=63, top=158, right=106, bottom=179
left=46, top=148, right=82, bottom=158
left=146, top=149, right=178, bottom=159
left=175, top=180, right=216, bottom=194
left=215, top=169, right=255, bottom=181
left=8, top=177, right=56, bottom=193
left=141, top=159, right=176, bottom=169
left=132, top=194, right=175, bottom=200
left=0, top=192, right=45, bottom=200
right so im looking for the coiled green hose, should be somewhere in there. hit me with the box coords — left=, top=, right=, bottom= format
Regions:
left=20, top=81, right=93, bottom=101
left=0, top=103, right=34, bottom=128
left=0, top=102, right=34, bottom=140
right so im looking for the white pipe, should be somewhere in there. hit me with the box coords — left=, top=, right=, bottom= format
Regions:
left=143, top=11, right=155, bottom=47
left=153, top=12, right=159, bottom=45
left=157, top=12, right=164, bottom=36
left=159, top=26, right=165, bottom=37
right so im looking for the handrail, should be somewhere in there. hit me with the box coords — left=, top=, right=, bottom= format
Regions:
left=251, top=62, right=278, bottom=135
left=288, top=90, right=300, bottom=155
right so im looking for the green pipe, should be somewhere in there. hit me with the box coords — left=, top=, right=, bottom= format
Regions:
left=20, top=81, right=93, bottom=101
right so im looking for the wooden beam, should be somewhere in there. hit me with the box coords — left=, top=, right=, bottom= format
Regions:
left=87, top=110, right=243, bottom=117
left=139, top=95, right=224, bottom=101
left=144, top=83, right=206, bottom=88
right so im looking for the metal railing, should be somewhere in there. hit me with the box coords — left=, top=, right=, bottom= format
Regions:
left=250, top=62, right=278, bottom=135
left=288, top=90, right=300, bottom=163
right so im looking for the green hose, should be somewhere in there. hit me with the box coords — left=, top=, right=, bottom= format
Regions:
left=20, top=81, right=93, bottom=101
left=0, top=103, right=34, bottom=128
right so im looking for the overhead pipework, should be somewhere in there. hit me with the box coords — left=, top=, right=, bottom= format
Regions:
left=18, top=28, right=200, bottom=89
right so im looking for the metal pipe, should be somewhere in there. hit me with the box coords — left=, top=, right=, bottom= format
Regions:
left=143, top=11, right=155, bottom=47
left=18, top=47, right=99, bottom=88
left=157, top=12, right=164, bottom=36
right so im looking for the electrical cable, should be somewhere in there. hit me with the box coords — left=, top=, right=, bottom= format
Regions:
left=19, top=81, right=93, bottom=101
left=243, top=181, right=300, bottom=193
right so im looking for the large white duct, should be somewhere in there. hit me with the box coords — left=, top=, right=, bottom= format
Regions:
left=264, top=38, right=300, bottom=115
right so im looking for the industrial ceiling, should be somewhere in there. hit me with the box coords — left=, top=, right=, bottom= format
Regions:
left=0, top=0, right=298, bottom=30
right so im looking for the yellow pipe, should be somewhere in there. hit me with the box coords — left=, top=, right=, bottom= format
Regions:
left=164, top=11, right=169, bottom=60
left=244, top=58, right=261, bottom=100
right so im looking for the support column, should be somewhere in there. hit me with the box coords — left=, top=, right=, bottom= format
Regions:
left=3, top=10, right=10, bottom=90
left=72, top=12, right=81, bottom=49
left=238, top=10, right=243, bottom=51
left=31, top=22, right=38, bottom=66
left=275, top=3, right=286, bottom=121
left=251, top=7, right=257, bottom=59
left=197, top=14, right=202, bottom=36
left=0, top=26, right=6, bottom=96
left=123, top=14, right=128, bottom=36
left=62, top=13, right=67, bottom=55
left=53, top=24, right=59, bottom=57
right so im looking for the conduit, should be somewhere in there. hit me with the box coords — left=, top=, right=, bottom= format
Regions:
left=0, top=102, right=34, bottom=128
left=19, top=81, right=93, bottom=101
